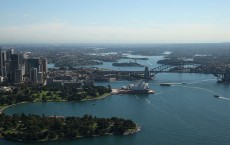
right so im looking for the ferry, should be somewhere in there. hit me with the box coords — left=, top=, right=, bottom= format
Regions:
left=214, top=95, right=220, bottom=98
left=160, top=83, right=171, bottom=86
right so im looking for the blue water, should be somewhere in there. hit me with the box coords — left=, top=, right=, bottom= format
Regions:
left=48, top=54, right=163, bottom=71
left=2, top=55, right=230, bottom=145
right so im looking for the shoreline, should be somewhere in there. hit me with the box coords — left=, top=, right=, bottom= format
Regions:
left=0, top=112, right=140, bottom=143
left=0, top=92, right=142, bottom=143
left=0, top=102, right=28, bottom=114
left=111, top=89, right=155, bottom=94
left=0, top=93, right=112, bottom=114
left=3, top=126, right=141, bottom=143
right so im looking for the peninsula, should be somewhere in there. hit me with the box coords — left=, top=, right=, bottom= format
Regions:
left=0, top=84, right=112, bottom=112
left=0, top=84, right=140, bottom=142
left=0, top=113, right=140, bottom=142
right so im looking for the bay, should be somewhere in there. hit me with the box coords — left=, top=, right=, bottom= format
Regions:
left=2, top=55, right=230, bottom=145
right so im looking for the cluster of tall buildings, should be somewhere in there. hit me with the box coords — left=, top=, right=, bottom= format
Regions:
left=0, top=48, right=47, bottom=84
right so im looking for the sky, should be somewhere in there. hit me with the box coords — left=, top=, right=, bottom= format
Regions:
left=0, top=0, right=230, bottom=43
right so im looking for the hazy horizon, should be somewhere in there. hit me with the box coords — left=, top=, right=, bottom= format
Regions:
left=1, top=0, right=230, bottom=43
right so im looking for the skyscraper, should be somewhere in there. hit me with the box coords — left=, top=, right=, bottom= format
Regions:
left=6, top=49, right=14, bottom=60
left=0, top=48, right=47, bottom=84
left=41, top=57, right=48, bottom=74
left=0, top=50, right=7, bottom=77
left=14, top=69, right=23, bottom=83
left=29, top=67, right=38, bottom=83
left=10, top=54, right=20, bottom=81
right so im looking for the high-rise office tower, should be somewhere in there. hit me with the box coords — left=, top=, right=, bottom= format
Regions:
left=11, top=54, right=20, bottom=69
left=41, top=58, right=48, bottom=74
left=0, top=50, right=7, bottom=77
left=14, top=69, right=23, bottom=83
left=29, top=67, right=38, bottom=83
left=25, top=58, right=41, bottom=73
left=26, top=58, right=46, bottom=83
left=0, top=48, right=47, bottom=84
left=6, top=49, right=14, bottom=60
left=38, top=72, right=43, bottom=83
left=10, top=54, right=20, bottom=81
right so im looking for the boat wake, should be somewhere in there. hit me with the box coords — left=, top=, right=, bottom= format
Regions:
left=174, top=85, right=230, bottom=101
left=218, top=97, right=230, bottom=101
left=174, top=85, right=215, bottom=94
left=135, top=95, right=140, bottom=100
left=187, top=79, right=216, bottom=85
left=154, top=92, right=161, bottom=96
left=147, top=62, right=153, bottom=66
left=145, top=98, right=151, bottom=104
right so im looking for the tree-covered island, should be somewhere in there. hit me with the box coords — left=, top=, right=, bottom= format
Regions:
left=0, top=113, right=140, bottom=142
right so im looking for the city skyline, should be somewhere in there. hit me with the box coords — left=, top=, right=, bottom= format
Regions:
left=0, top=0, right=230, bottom=43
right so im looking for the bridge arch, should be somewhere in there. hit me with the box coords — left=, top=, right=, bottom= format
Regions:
left=148, top=61, right=229, bottom=82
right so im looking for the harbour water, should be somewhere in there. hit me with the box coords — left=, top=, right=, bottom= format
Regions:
left=1, top=55, right=230, bottom=145
left=48, top=54, right=163, bottom=71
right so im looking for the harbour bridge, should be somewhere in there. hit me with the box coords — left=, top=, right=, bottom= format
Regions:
left=97, top=61, right=230, bottom=82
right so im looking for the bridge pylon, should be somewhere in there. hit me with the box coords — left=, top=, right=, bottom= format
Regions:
left=220, top=67, right=230, bottom=82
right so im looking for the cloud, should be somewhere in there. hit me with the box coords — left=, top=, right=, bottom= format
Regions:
left=0, top=22, right=229, bottom=43
left=23, top=14, right=30, bottom=18
left=199, top=14, right=221, bottom=19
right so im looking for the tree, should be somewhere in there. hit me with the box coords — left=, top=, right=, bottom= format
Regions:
left=42, top=95, right=47, bottom=102
left=108, top=85, right=112, bottom=92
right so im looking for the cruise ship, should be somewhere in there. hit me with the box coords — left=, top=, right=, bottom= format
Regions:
left=118, top=80, right=155, bottom=94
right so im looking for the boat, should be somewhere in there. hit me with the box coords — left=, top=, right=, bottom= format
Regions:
left=214, top=95, right=220, bottom=98
left=160, top=83, right=171, bottom=86
left=118, top=80, right=155, bottom=94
